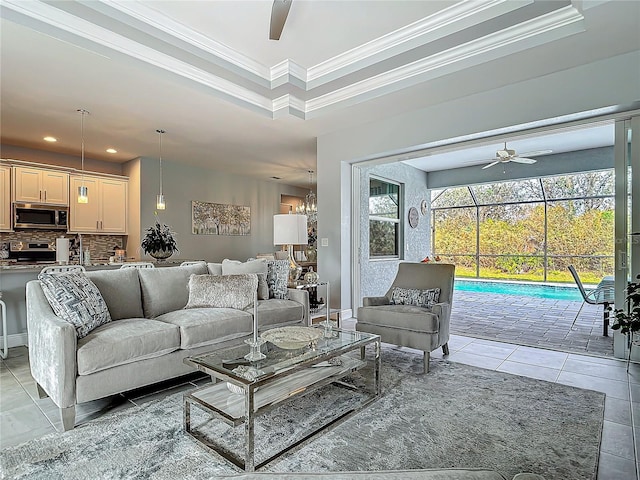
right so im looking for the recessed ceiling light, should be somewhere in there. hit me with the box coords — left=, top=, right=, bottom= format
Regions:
left=43, top=136, right=57, bottom=142
left=106, top=148, right=117, bottom=154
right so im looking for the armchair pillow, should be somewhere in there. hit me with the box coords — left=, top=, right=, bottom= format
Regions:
left=38, top=272, right=112, bottom=338
left=390, top=287, right=440, bottom=307
left=185, top=274, right=258, bottom=310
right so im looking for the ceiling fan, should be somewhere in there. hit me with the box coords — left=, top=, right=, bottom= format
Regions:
left=481, top=142, right=552, bottom=170
left=270, top=0, right=293, bottom=40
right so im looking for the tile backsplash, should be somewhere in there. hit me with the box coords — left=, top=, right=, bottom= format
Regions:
left=0, top=231, right=126, bottom=262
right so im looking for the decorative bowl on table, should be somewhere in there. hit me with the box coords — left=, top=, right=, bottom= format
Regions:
left=261, top=326, right=323, bottom=350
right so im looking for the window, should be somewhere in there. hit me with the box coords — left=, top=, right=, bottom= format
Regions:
left=369, top=177, right=401, bottom=258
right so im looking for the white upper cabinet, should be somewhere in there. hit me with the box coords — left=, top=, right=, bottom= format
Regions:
left=13, top=166, right=69, bottom=205
left=69, top=175, right=128, bottom=234
left=0, top=165, right=11, bottom=231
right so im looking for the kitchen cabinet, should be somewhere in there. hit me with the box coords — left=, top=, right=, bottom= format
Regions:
left=69, top=175, right=128, bottom=234
left=0, top=165, right=11, bottom=231
left=13, top=166, right=69, bottom=205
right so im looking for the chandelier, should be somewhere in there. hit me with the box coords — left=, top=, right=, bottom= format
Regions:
left=296, top=170, right=317, bottom=223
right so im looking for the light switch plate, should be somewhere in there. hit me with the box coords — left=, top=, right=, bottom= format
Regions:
left=321, top=238, right=329, bottom=247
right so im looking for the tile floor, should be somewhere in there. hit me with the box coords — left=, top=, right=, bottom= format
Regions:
left=451, top=290, right=614, bottom=357
left=1, top=324, right=638, bottom=479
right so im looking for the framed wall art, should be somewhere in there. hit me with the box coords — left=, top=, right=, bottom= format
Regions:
left=192, top=201, right=251, bottom=236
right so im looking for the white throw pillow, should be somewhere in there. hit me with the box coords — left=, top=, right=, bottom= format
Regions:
left=221, top=258, right=269, bottom=300
left=38, top=272, right=112, bottom=338
left=185, top=274, right=258, bottom=310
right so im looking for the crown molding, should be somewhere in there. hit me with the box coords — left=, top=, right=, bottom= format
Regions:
left=304, top=5, right=585, bottom=118
left=305, top=0, right=533, bottom=88
left=1, top=0, right=585, bottom=121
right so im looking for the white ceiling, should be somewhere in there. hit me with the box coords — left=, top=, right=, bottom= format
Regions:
left=1, top=0, right=638, bottom=187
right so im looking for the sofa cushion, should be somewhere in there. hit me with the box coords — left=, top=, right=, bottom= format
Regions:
left=266, top=259, right=289, bottom=299
left=222, top=258, right=269, bottom=300
left=390, top=287, right=440, bottom=307
left=138, top=263, right=208, bottom=318
left=87, top=268, right=143, bottom=320
left=357, top=304, right=440, bottom=333
left=251, top=298, right=304, bottom=328
left=38, top=272, right=111, bottom=339
left=185, top=274, right=258, bottom=310
left=76, top=318, right=180, bottom=375
left=156, top=308, right=253, bottom=349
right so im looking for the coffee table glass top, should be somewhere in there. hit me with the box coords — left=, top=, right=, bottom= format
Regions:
left=187, top=327, right=377, bottom=384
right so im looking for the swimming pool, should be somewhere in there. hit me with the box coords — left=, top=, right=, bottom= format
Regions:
left=454, top=279, right=583, bottom=301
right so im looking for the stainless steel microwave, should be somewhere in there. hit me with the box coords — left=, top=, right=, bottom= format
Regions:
left=13, top=203, right=68, bottom=230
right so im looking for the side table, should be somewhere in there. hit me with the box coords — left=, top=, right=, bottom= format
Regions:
left=293, top=281, right=340, bottom=328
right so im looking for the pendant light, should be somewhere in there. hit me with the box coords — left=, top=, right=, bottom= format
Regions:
left=77, top=109, right=89, bottom=204
left=156, top=129, right=166, bottom=210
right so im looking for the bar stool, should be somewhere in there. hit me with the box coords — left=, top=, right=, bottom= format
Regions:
left=0, top=291, right=7, bottom=359
left=119, top=262, right=155, bottom=269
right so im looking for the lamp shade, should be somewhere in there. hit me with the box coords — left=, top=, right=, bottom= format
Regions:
left=274, top=214, right=308, bottom=245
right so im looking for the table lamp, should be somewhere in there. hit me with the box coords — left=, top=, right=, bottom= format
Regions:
left=273, top=213, right=308, bottom=283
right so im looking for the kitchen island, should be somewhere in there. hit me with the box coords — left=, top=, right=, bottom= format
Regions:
left=0, top=261, right=190, bottom=352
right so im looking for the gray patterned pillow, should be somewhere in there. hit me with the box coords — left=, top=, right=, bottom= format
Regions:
left=185, top=274, right=258, bottom=310
left=38, top=272, right=112, bottom=339
left=390, top=287, right=440, bottom=307
left=266, top=259, right=289, bottom=299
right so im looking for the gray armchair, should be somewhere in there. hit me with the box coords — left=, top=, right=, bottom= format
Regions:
left=356, top=262, right=455, bottom=373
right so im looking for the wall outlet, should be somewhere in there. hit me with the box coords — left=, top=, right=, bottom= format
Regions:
left=321, top=238, right=329, bottom=247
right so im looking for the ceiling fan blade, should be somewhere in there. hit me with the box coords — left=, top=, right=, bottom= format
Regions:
left=270, top=0, right=292, bottom=40
left=510, top=157, right=537, bottom=164
left=482, top=161, right=501, bottom=170
left=519, top=149, right=552, bottom=157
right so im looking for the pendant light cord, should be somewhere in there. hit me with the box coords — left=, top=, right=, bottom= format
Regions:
left=157, top=129, right=165, bottom=195
left=77, top=109, right=89, bottom=184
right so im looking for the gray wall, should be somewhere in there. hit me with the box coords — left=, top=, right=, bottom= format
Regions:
left=135, top=157, right=307, bottom=262
left=359, top=163, right=429, bottom=300
left=316, top=50, right=639, bottom=314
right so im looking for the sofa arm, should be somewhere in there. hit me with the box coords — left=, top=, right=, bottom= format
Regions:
left=26, top=280, right=77, bottom=409
left=363, top=296, right=389, bottom=307
left=287, top=288, right=310, bottom=326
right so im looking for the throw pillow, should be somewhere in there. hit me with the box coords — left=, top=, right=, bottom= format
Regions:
left=390, top=287, right=440, bottom=307
left=38, top=272, right=112, bottom=338
left=266, top=259, right=289, bottom=299
left=185, top=274, right=258, bottom=310
left=221, top=258, right=269, bottom=300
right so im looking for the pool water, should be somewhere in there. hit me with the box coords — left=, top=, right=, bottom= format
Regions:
left=454, top=279, right=583, bottom=301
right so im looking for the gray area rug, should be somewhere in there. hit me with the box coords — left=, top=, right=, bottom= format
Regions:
left=0, top=346, right=604, bottom=480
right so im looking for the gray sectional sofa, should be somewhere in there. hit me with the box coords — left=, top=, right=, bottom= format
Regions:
left=26, top=261, right=309, bottom=431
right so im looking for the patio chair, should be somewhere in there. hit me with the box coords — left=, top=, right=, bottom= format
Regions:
left=356, top=262, right=455, bottom=373
left=568, top=265, right=614, bottom=336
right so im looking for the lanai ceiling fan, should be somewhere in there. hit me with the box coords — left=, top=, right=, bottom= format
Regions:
left=481, top=142, right=552, bottom=170
left=270, top=0, right=293, bottom=40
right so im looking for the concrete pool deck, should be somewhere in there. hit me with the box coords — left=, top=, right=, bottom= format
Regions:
left=450, top=290, right=614, bottom=357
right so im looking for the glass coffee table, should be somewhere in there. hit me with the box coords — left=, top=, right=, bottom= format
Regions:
left=183, top=327, right=381, bottom=471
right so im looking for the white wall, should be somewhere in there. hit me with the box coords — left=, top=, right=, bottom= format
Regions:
left=317, top=51, right=640, bottom=312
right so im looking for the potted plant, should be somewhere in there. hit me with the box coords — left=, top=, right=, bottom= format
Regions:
left=610, top=274, right=640, bottom=368
left=141, top=219, right=178, bottom=261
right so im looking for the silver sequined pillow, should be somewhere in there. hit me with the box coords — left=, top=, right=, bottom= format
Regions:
left=266, top=259, right=289, bottom=299
left=38, top=272, right=112, bottom=339
left=185, top=274, right=258, bottom=310
left=390, top=287, right=440, bottom=307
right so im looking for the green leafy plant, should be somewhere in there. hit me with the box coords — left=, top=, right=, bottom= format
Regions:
left=611, top=274, right=640, bottom=338
left=141, top=220, right=178, bottom=256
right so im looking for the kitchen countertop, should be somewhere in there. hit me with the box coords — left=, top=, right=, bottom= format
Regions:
left=0, top=260, right=188, bottom=271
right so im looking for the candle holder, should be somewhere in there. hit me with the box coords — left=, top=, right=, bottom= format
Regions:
left=244, top=292, right=266, bottom=361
